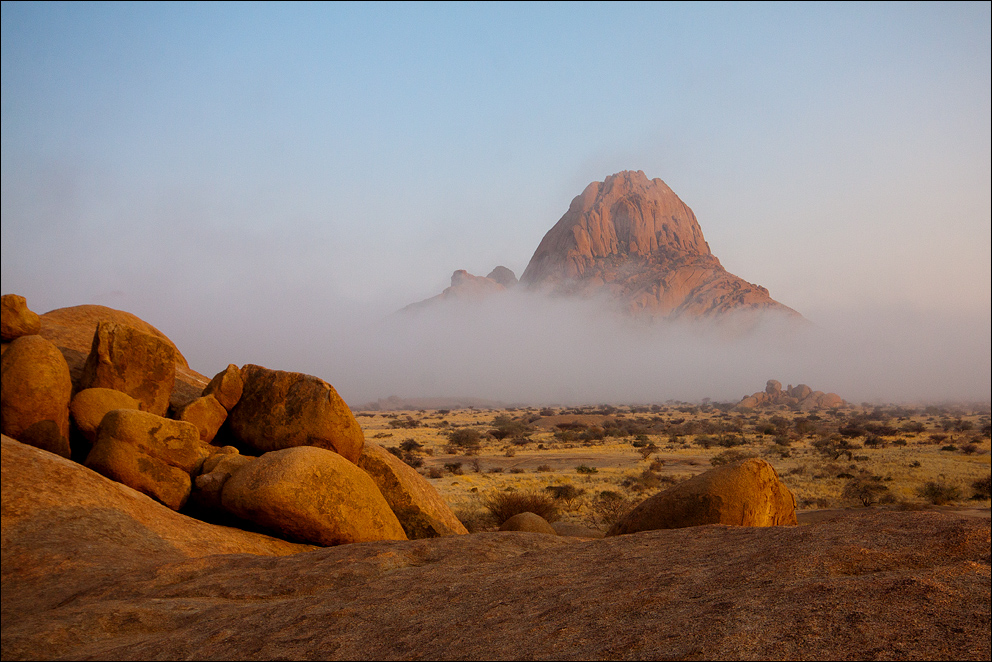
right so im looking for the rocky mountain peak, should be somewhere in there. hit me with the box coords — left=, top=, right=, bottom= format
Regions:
left=520, top=170, right=711, bottom=287
left=517, top=171, right=801, bottom=321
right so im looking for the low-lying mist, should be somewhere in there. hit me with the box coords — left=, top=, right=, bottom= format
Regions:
left=211, top=290, right=989, bottom=408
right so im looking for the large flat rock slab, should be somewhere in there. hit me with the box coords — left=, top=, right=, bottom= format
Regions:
left=2, top=436, right=988, bottom=662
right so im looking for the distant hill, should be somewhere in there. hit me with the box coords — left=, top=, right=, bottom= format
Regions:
left=407, top=170, right=803, bottom=322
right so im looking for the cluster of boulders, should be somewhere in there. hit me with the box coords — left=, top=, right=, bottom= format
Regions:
left=736, top=379, right=845, bottom=411
left=0, top=293, right=466, bottom=547
left=3, top=292, right=802, bottom=549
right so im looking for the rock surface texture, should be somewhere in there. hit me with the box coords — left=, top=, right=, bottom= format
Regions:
left=520, top=171, right=802, bottom=320
left=609, top=458, right=797, bottom=535
left=2, top=437, right=988, bottom=661
left=227, top=364, right=365, bottom=462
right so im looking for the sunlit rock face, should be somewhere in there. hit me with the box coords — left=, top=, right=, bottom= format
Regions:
left=520, top=170, right=803, bottom=321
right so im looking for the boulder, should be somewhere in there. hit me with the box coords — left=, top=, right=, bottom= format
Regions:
left=608, top=458, right=796, bottom=535
left=69, top=388, right=141, bottom=443
left=202, top=363, right=244, bottom=411
left=356, top=442, right=468, bottom=538
left=191, top=452, right=255, bottom=512
left=1, top=294, right=41, bottom=340
left=84, top=409, right=208, bottom=510
left=221, top=446, right=407, bottom=546
left=177, top=394, right=228, bottom=444
left=788, top=383, right=813, bottom=400
left=227, top=365, right=364, bottom=463
left=765, top=379, right=782, bottom=395
left=37, top=304, right=207, bottom=413
left=79, top=322, right=177, bottom=416
left=0, top=335, right=72, bottom=458
left=499, top=512, right=557, bottom=535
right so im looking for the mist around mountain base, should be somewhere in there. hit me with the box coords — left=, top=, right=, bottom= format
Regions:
left=274, top=291, right=990, bottom=408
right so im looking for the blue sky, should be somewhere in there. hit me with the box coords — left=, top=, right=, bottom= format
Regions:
left=2, top=2, right=989, bottom=402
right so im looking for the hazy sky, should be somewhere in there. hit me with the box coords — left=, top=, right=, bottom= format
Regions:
left=2, top=2, right=989, bottom=404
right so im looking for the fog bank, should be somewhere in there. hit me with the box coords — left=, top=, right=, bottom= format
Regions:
left=182, top=290, right=989, bottom=407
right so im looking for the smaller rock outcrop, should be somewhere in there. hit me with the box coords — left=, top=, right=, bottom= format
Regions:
left=79, top=322, right=177, bottom=417
left=403, top=268, right=509, bottom=311
left=486, top=266, right=518, bottom=289
left=0, top=294, right=41, bottom=341
left=227, top=365, right=364, bottom=462
left=499, top=512, right=557, bottom=535
left=0, top=334, right=72, bottom=458
left=737, top=379, right=845, bottom=411
left=356, top=442, right=468, bottom=538
left=220, top=446, right=407, bottom=546
left=608, top=458, right=796, bottom=535
left=84, top=409, right=208, bottom=510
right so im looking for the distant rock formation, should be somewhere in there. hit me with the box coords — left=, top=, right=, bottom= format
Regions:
left=521, top=171, right=802, bottom=320
left=736, top=379, right=846, bottom=411
left=406, top=171, right=803, bottom=322
left=404, top=267, right=515, bottom=312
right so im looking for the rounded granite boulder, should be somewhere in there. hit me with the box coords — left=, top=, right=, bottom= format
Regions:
left=608, top=458, right=796, bottom=535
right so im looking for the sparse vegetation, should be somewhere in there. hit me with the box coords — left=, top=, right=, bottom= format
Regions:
left=917, top=480, right=962, bottom=506
left=481, top=489, right=559, bottom=525
left=357, top=402, right=990, bottom=525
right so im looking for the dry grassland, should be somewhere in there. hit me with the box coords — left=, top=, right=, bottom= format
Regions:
left=356, top=403, right=991, bottom=533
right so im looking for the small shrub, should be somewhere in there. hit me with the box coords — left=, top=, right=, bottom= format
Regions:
left=917, top=480, right=962, bottom=505
left=971, top=474, right=991, bottom=500
left=509, top=467, right=525, bottom=474
left=447, top=428, right=483, bottom=453
left=841, top=475, right=890, bottom=507
left=586, top=490, right=635, bottom=530
left=481, top=490, right=559, bottom=524
left=575, top=464, right=598, bottom=474
left=455, top=507, right=493, bottom=533
left=536, top=464, right=553, bottom=472
left=545, top=484, right=586, bottom=510
left=487, top=467, right=504, bottom=473
left=444, top=462, right=464, bottom=475
left=940, top=444, right=958, bottom=452
left=426, top=467, right=443, bottom=479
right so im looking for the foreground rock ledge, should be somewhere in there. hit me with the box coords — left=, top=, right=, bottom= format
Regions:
left=3, top=439, right=989, bottom=661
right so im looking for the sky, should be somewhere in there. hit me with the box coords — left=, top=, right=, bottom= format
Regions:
left=2, top=2, right=990, bottom=405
